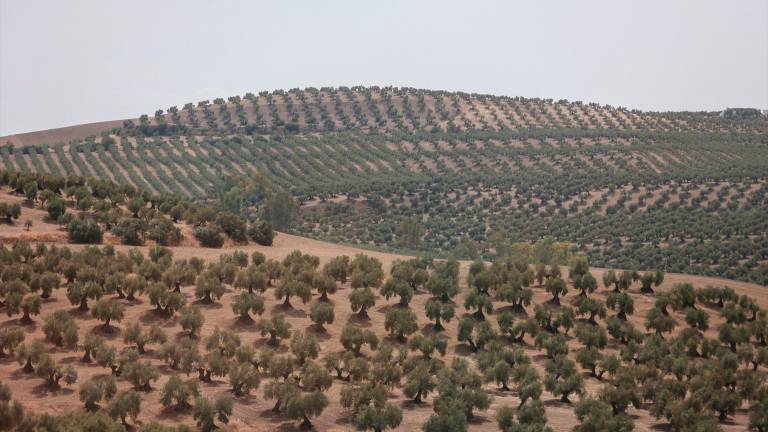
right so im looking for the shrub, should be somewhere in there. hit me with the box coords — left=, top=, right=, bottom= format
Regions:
left=248, top=220, right=276, bottom=246
left=194, top=226, right=224, bottom=248
left=46, top=197, right=66, bottom=221
left=111, top=217, right=146, bottom=245
left=147, top=217, right=182, bottom=245
left=68, top=217, right=103, bottom=244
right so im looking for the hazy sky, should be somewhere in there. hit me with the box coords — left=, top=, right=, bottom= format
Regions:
left=1, top=0, right=766, bottom=136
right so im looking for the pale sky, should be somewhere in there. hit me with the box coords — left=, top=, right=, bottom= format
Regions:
left=1, top=0, right=766, bottom=136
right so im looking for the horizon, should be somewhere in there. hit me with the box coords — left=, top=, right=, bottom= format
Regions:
left=1, top=0, right=767, bottom=136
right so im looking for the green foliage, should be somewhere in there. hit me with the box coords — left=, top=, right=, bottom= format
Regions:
left=257, top=313, right=292, bottom=346
left=574, top=397, right=634, bottom=432
left=248, top=220, right=276, bottom=245
left=425, top=298, right=455, bottom=330
left=194, top=226, right=224, bottom=248
left=231, top=291, right=265, bottom=320
left=91, top=298, right=125, bottom=329
left=384, top=308, right=418, bottom=341
left=46, top=197, right=66, bottom=221
left=341, top=324, right=379, bottom=355
left=79, top=376, right=117, bottom=410
left=350, top=286, right=377, bottom=319
left=68, top=217, right=103, bottom=244
left=42, top=310, right=79, bottom=348
left=179, top=305, right=204, bottom=337
left=36, top=354, right=78, bottom=387
left=309, top=301, right=335, bottom=330
left=111, top=217, right=147, bottom=245
left=261, top=191, right=299, bottom=229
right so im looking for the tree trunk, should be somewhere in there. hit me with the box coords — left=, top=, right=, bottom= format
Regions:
left=82, top=350, right=92, bottom=363
left=560, top=392, right=571, bottom=403
left=300, top=417, right=313, bottom=430
left=413, top=390, right=422, bottom=403
left=79, top=298, right=88, bottom=311
left=21, top=310, right=32, bottom=324
left=358, top=305, right=369, bottom=319
left=283, top=296, right=292, bottom=308
left=434, top=319, right=443, bottom=331
left=23, top=357, right=34, bottom=373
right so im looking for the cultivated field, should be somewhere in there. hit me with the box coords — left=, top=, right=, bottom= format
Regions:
left=0, top=190, right=767, bottom=431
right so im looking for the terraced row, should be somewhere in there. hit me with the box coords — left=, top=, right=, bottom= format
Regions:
left=3, top=129, right=766, bottom=203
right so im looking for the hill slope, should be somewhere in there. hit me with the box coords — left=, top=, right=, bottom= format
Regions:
left=1, top=87, right=766, bottom=285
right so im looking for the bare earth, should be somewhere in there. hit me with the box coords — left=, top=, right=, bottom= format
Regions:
left=1, top=120, right=125, bottom=147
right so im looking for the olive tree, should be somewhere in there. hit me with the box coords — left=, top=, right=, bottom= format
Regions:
left=257, top=313, right=292, bottom=346
left=309, top=301, right=334, bottom=331
left=160, top=374, right=199, bottom=409
left=384, top=308, right=418, bottom=342
left=425, top=299, right=455, bottom=331
left=91, top=298, right=125, bottom=330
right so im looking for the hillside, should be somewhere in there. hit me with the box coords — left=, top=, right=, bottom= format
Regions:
left=1, top=87, right=766, bottom=286
left=0, top=183, right=767, bottom=431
